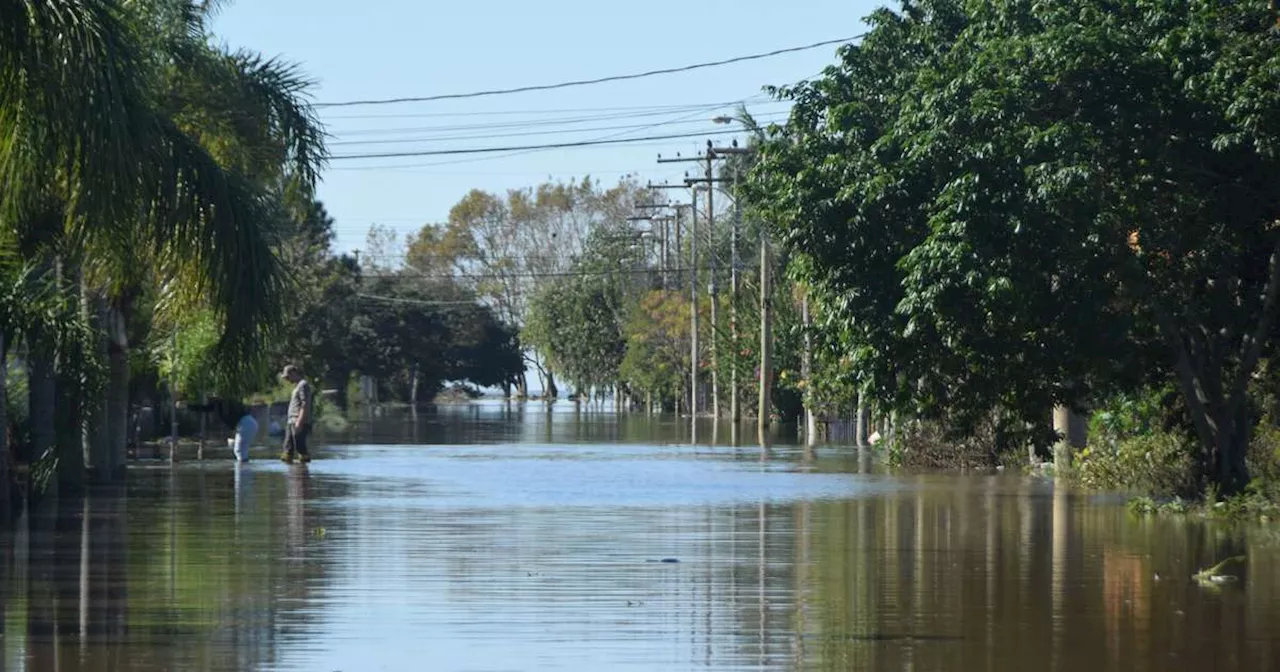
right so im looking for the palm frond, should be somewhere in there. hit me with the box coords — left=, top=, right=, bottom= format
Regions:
left=0, top=0, right=155, bottom=227
left=166, top=41, right=328, bottom=200
left=226, top=49, right=329, bottom=190
left=140, top=116, right=289, bottom=364
left=197, top=0, right=233, bottom=18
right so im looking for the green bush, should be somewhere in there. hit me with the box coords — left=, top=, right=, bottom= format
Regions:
left=889, top=415, right=1031, bottom=471
left=1073, top=431, right=1197, bottom=497
left=1249, top=421, right=1280, bottom=483
left=1076, top=386, right=1199, bottom=496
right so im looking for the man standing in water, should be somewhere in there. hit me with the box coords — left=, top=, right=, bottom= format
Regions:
left=280, top=364, right=314, bottom=464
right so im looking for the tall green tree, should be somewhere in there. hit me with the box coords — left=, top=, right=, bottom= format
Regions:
left=751, top=0, right=1280, bottom=494
left=1, top=0, right=325, bottom=486
left=525, top=223, right=653, bottom=396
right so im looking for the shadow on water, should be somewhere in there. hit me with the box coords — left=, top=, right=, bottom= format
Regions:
left=1, top=402, right=1278, bottom=670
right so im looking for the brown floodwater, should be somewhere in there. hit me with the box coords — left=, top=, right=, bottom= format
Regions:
left=2, top=401, right=1278, bottom=671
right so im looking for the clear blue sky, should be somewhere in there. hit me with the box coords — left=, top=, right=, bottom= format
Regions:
left=212, top=0, right=882, bottom=255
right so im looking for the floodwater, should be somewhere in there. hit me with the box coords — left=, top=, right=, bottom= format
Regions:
left=2, top=402, right=1279, bottom=671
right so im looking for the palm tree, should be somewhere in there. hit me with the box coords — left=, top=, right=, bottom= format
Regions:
left=0, top=243, right=96, bottom=500
left=1, top=0, right=326, bottom=488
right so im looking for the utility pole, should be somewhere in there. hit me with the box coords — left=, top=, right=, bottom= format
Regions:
left=730, top=162, right=740, bottom=423
left=656, top=216, right=675, bottom=286
left=650, top=179, right=696, bottom=431
left=801, top=289, right=816, bottom=446
left=653, top=166, right=706, bottom=440
left=659, top=159, right=720, bottom=418
left=758, top=230, right=772, bottom=443
left=707, top=141, right=751, bottom=424
left=636, top=201, right=671, bottom=287
left=689, top=199, right=699, bottom=434
left=704, top=142, right=720, bottom=419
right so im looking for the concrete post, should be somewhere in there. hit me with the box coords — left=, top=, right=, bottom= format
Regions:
left=855, top=393, right=870, bottom=447
left=1052, top=405, right=1088, bottom=471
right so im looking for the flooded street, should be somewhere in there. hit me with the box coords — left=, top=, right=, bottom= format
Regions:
left=3, top=402, right=1279, bottom=671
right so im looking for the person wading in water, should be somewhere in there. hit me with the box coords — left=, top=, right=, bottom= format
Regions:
left=183, top=397, right=258, bottom=463
left=280, top=364, right=314, bottom=464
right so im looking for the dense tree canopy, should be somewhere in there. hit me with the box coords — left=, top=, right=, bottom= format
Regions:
left=750, top=0, right=1280, bottom=493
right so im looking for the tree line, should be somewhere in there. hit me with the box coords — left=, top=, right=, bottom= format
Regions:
left=10, top=0, right=1280, bottom=508
left=745, top=0, right=1280, bottom=501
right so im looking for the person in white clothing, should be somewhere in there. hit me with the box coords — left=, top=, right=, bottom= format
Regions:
left=186, top=398, right=258, bottom=463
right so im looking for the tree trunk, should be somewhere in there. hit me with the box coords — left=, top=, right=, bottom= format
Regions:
left=0, top=338, right=8, bottom=516
left=84, top=288, right=109, bottom=480
left=545, top=368, right=559, bottom=400
left=801, top=293, right=816, bottom=447
left=855, top=394, right=870, bottom=448
left=409, top=364, right=420, bottom=407
left=28, top=348, right=56, bottom=497
left=1211, top=403, right=1252, bottom=497
left=710, top=286, right=720, bottom=419
left=1052, top=405, right=1088, bottom=472
left=103, top=304, right=130, bottom=480
left=757, top=235, right=772, bottom=444
left=54, top=256, right=84, bottom=491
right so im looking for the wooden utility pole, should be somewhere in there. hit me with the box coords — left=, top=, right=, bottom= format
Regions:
left=650, top=178, right=698, bottom=436
left=730, top=163, right=741, bottom=423
left=707, top=142, right=752, bottom=425
left=802, top=291, right=816, bottom=446
left=758, top=232, right=772, bottom=443
left=636, top=201, right=672, bottom=287
left=704, top=143, right=720, bottom=419
left=689, top=200, right=699, bottom=433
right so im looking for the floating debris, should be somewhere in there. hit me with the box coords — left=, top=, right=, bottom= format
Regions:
left=1193, top=554, right=1245, bottom=586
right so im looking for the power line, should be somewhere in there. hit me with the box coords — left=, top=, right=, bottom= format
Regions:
left=362, top=266, right=698, bottom=281
left=315, top=35, right=864, bottom=108
left=329, top=129, right=747, bottom=161
left=320, top=101, right=778, bottom=121
left=327, top=71, right=813, bottom=170
left=334, top=101, right=764, bottom=169
left=326, top=104, right=788, bottom=137
left=329, top=113, right=789, bottom=147
left=356, top=292, right=482, bottom=306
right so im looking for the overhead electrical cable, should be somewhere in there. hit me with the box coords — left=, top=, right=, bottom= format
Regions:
left=324, top=69, right=819, bottom=171
left=321, top=101, right=777, bottom=120
left=363, top=266, right=705, bottom=281
left=328, top=129, right=746, bottom=161
left=328, top=113, right=789, bottom=147
left=327, top=101, right=790, bottom=137
left=315, top=35, right=864, bottom=108
left=356, top=293, right=483, bottom=306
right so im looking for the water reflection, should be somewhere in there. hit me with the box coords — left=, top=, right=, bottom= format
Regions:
left=0, top=406, right=1277, bottom=670
left=335, top=400, right=805, bottom=450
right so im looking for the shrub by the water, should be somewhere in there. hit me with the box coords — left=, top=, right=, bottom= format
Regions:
left=889, top=415, right=1031, bottom=471
left=1073, top=432, right=1198, bottom=498
left=1074, top=389, right=1198, bottom=497
left=1080, top=388, right=1280, bottom=518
